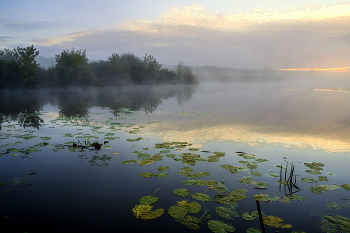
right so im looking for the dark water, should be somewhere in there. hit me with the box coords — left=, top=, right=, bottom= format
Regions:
left=1, top=79, right=350, bottom=233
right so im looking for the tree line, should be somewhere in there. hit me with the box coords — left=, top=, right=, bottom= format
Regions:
left=0, top=45, right=198, bottom=88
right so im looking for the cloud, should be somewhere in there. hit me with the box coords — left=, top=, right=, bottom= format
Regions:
left=30, top=3, right=350, bottom=68
left=1, top=21, right=68, bottom=32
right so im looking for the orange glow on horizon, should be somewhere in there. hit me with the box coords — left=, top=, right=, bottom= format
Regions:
left=280, top=67, right=350, bottom=72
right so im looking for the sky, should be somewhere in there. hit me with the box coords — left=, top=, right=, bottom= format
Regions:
left=1, top=0, right=350, bottom=69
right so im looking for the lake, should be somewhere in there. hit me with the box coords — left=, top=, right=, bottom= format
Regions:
left=1, top=75, right=350, bottom=233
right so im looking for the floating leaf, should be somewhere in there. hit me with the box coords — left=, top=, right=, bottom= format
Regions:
left=139, top=159, right=155, bottom=166
left=216, top=206, right=239, bottom=219
left=112, top=151, right=120, bottom=154
left=263, top=215, right=292, bottom=228
left=191, top=193, right=211, bottom=201
left=251, top=172, right=261, bottom=176
left=174, top=188, right=190, bottom=197
left=326, top=202, right=344, bottom=210
left=154, top=172, right=168, bottom=178
left=341, top=184, right=350, bottom=191
left=139, top=195, right=158, bottom=204
left=187, top=202, right=201, bottom=214
left=305, top=170, right=322, bottom=175
left=301, top=178, right=318, bottom=183
left=246, top=228, right=262, bottom=233
left=242, top=212, right=256, bottom=221
left=318, top=176, right=329, bottom=182
left=121, top=159, right=138, bottom=164
left=310, top=185, right=328, bottom=194
left=304, top=162, right=324, bottom=170
left=157, top=166, right=169, bottom=171
left=140, top=172, right=154, bottom=178
left=238, top=176, right=253, bottom=184
left=168, top=206, right=187, bottom=218
left=188, top=172, right=210, bottom=179
left=208, top=220, right=235, bottom=233
left=132, top=204, right=163, bottom=220
left=322, top=215, right=350, bottom=233
left=104, top=146, right=112, bottom=149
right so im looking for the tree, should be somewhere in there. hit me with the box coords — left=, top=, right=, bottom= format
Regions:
left=54, top=48, right=97, bottom=86
left=175, top=62, right=198, bottom=84
left=13, top=45, right=40, bottom=86
left=141, top=54, right=162, bottom=78
left=0, top=48, right=21, bottom=88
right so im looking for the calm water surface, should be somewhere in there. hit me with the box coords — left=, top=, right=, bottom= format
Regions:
left=0, top=79, right=350, bottom=233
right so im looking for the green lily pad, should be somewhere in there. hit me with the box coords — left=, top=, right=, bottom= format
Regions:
left=304, top=162, right=324, bottom=170
left=174, top=188, right=190, bottom=197
left=191, top=193, right=211, bottom=201
left=238, top=176, right=253, bottom=184
left=322, top=215, right=350, bottom=233
left=121, top=159, right=138, bottom=164
left=318, top=176, right=329, bottom=182
left=246, top=228, right=262, bottom=233
left=208, top=220, right=235, bottom=233
left=326, top=202, right=344, bottom=210
left=216, top=206, right=239, bottom=219
left=139, top=195, right=158, bottom=204
left=40, top=137, right=52, bottom=140
left=168, top=206, right=187, bottom=218
left=341, top=184, right=350, bottom=191
left=188, top=172, right=210, bottom=179
left=305, top=170, right=322, bottom=175
left=301, top=178, right=318, bottom=183
left=157, top=166, right=169, bottom=171
left=132, top=204, right=163, bottom=220
left=310, top=185, right=327, bottom=193
left=140, top=172, right=154, bottom=178
left=139, top=159, right=155, bottom=166
left=251, top=172, right=261, bottom=176
left=104, top=146, right=112, bottom=149
left=154, top=172, right=168, bottom=178
left=187, top=201, right=201, bottom=213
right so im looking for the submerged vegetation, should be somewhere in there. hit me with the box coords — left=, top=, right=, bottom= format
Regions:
left=0, top=45, right=198, bottom=88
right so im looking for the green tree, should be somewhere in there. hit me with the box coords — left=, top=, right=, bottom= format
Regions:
left=0, top=48, right=21, bottom=88
left=54, top=48, right=97, bottom=86
left=141, top=54, right=162, bottom=78
left=13, top=45, right=40, bottom=86
left=175, top=62, right=198, bottom=84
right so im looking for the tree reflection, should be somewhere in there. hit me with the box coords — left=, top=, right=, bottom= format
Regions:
left=0, top=85, right=197, bottom=129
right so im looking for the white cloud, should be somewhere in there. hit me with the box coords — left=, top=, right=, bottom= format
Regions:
left=32, top=3, right=350, bottom=68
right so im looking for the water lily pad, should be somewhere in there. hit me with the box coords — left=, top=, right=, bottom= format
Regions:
left=139, top=195, right=158, bottom=204
left=140, top=172, right=154, bottom=178
left=246, top=228, right=262, bottom=233
left=168, top=206, right=187, bottom=218
left=132, top=204, right=163, bottom=220
left=208, top=220, right=235, bottom=233
left=216, top=206, right=239, bottom=219
left=251, top=172, right=261, bottom=176
left=318, top=176, right=329, bottom=182
left=139, top=159, right=155, bottom=166
left=187, top=201, right=201, bottom=213
left=188, top=172, right=210, bottom=179
left=341, top=184, right=350, bottom=191
left=104, top=146, right=112, bottom=149
left=112, top=151, right=120, bottom=154
left=238, top=176, right=253, bottom=184
left=304, top=162, right=324, bottom=170
left=121, top=159, right=138, bottom=164
left=154, top=172, right=168, bottom=178
left=40, top=137, right=52, bottom=140
left=305, top=170, right=322, bottom=175
left=157, top=166, right=169, bottom=171
left=263, top=215, right=292, bottom=228
left=174, top=188, right=190, bottom=197
left=310, top=185, right=328, bottom=194
left=191, top=193, right=211, bottom=201
left=326, top=202, right=344, bottom=210
left=322, top=215, right=350, bottom=233
left=301, top=178, right=318, bottom=183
